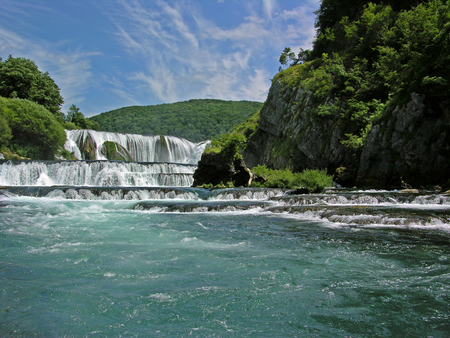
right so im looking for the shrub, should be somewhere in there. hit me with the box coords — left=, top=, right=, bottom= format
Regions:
left=206, top=132, right=247, bottom=160
left=250, top=165, right=297, bottom=189
left=294, top=169, right=334, bottom=193
left=0, top=97, right=66, bottom=159
left=251, top=165, right=333, bottom=192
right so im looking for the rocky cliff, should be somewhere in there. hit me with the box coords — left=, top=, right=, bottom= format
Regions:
left=357, top=93, right=450, bottom=187
left=244, top=79, right=450, bottom=188
left=244, top=79, right=353, bottom=175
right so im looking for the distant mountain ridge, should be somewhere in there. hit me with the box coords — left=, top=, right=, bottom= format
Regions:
left=90, top=99, right=263, bottom=142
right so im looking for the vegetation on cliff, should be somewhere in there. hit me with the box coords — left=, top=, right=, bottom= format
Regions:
left=199, top=111, right=334, bottom=191
left=90, top=99, right=263, bottom=143
left=277, top=0, right=449, bottom=150
left=233, top=0, right=450, bottom=189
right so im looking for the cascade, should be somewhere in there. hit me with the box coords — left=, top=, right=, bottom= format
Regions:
left=0, top=160, right=196, bottom=187
left=65, top=129, right=208, bottom=164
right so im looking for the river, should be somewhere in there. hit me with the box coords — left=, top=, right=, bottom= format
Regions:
left=0, top=131, right=449, bottom=337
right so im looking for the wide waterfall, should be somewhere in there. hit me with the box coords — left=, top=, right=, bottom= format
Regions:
left=0, top=160, right=197, bottom=187
left=0, top=130, right=208, bottom=187
left=65, top=129, right=208, bottom=164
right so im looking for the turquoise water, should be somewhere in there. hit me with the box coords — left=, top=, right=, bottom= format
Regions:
left=1, top=190, right=450, bottom=337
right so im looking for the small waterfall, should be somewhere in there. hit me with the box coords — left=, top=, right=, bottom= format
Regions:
left=0, top=160, right=197, bottom=187
left=64, top=129, right=208, bottom=164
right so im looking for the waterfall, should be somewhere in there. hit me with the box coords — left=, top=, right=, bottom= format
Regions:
left=64, top=129, right=208, bottom=164
left=0, top=161, right=197, bottom=187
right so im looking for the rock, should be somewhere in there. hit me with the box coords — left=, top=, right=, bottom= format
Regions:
left=244, top=79, right=353, bottom=174
left=192, top=152, right=252, bottom=187
left=100, top=141, right=134, bottom=161
left=357, top=94, right=450, bottom=187
left=244, top=74, right=450, bottom=189
left=286, top=188, right=310, bottom=195
left=79, top=132, right=97, bottom=160
left=398, top=189, right=419, bottom=194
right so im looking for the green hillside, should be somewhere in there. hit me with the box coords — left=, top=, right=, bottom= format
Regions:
left=90, top=99, right=263, bottom=142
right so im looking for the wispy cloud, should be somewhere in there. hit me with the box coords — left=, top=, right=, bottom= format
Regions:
left=0, top=0, right=319, bottom=114
left=108, top=0, right=318, bottom=104
left=0, top=27, right=99, bottom=111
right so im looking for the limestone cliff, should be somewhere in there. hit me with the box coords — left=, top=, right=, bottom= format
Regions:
left=244, top=79, right=450, bottom=188
left=357, top=94, right=450, bottom=187
left=244, top=79, right=353, bottom=174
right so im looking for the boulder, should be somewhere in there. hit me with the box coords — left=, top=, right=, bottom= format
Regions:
left=193, top=152, right=252, bottom=187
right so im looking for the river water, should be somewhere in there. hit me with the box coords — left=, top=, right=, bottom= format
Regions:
left=1, top=184, right=449, bottom=337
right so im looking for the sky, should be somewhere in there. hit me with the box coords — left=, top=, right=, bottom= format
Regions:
left=0, top=0, right=320, bottom=117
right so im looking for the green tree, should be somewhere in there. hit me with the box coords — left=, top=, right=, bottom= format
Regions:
left=65, top=104, right=100, bottom=130
left=279, top=47, right=297, bottom=71
left=0, top=55, right=64, bottom=119
left=0, top=97, right=66, bottom=159
left=0, top=105, right=12, bottom=149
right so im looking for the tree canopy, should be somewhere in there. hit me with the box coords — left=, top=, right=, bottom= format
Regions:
left=0, top=55, right=64, bottom=119
left=311, top=0, right=427, bottom=58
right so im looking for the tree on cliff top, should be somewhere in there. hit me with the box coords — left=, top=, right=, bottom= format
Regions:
left=0, top=55, right=64, bottom=120
left=277, top=0, right=450, bottom=150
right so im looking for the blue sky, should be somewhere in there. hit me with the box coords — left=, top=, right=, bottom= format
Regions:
left=0, top=0, right=320, bottom=117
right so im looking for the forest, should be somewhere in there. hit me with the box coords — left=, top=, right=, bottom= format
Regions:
left=89, top=100, right=263, bottom=143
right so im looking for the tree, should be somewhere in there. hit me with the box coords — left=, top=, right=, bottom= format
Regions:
left=0, top=55, right=64, bottom=119
left=65, top=104, right=100, bottom=130
left=0, top=97, right=66, bottom=159
left=279, top=47, right=298, bottom=71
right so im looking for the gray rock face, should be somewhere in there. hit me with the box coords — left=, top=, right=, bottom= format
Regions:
left=245, top=78, right=450, bottom=188
left=244, top=79, right=353, bottom=173
left=193, top=153, right=252, bottom=187
left=357, top=94, right=450, bottom=187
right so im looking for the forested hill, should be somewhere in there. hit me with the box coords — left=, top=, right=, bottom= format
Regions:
left=90, top=99, right=263, bottom=142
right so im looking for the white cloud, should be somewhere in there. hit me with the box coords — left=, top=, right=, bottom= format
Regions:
left=239, top=69, right=271, bottom=102
left=0, top=27, right=98, bottom=111
left=263, top=0, right=276, bottom=20
left=108, top=0, right=318, bottom=104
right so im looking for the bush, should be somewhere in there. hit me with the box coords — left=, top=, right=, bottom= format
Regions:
left=251, top=165, right=333, bottom=192
left=294, top=169, right=334, bottom=193
left=206, top=132, right=247, bottom=160
left=0, top=97, right=66, bottom=159
left=250, top=165, right=297, bottom=189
